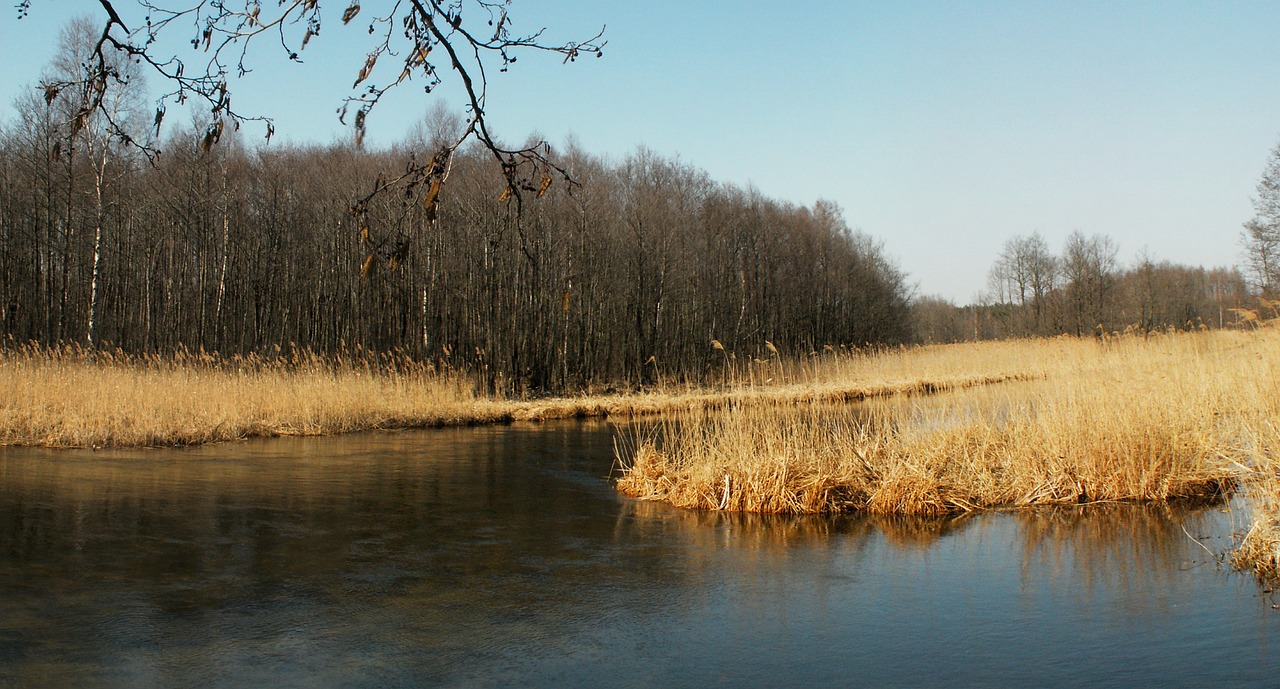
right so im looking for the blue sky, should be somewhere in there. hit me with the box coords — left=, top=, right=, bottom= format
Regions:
left=4, top=1, right=1279, bottom=303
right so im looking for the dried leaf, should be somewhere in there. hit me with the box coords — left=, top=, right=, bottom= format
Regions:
left=423, top=180, right=441, bottom=210
left=359, top=224, right=369, bottom=243
left=353, top=109, right=366, bottom=148
left=342, top=2, right=360, bottom=24
left=537, top=176, right=552, bottom=198
left=360, top=254, right=375, bottom=277
left=354, top=53, right=377, bottom=88
left=498, top=187, right=511, bottom=203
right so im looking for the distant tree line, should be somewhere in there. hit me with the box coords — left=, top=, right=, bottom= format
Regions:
left=0, top=21, right=911, bottom=393
left=912, top=231, right=1250, bottom=343
left=921, top=131, right=1280, bottom=343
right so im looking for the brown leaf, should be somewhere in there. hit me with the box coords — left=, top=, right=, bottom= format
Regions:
left=537, top=176, right=552, bottom=198
left=423, top=180, right=441, bottom=211
left=360, top=254, right=375, bottom=277
left=353, top=109, right=366, bottom=148
left=354, top=53, right=377, bottom=88
left=341, top=2, right=360, bottom=24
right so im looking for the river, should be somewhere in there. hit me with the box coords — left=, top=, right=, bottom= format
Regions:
left=1, top=422, right=1277, bottom=688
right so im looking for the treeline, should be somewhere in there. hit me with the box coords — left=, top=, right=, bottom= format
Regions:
left=0, top=75, right=911, bottom=393
left=913, top=231, right=1250, bottom=343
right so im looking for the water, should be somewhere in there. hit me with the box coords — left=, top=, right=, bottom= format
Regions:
left=1, top=422, right=1276, bottom=688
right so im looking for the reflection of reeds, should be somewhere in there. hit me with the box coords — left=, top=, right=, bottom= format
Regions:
left=1016, top=503, right=1216, bottom=594
left=615, top=497, right=971, bottom=551
left=618, top=329, right=1270, bottom=517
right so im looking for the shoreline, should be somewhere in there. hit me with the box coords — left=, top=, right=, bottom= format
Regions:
left=5, top=332, right=1276, bottom=582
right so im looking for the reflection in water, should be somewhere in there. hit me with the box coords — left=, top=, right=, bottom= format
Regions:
left=1, top=424, right=1277, bottom=688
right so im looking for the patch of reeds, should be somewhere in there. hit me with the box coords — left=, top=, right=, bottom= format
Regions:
left=617, top=328, right=1267, bottom=517
left=0, top=339, right=1046, bottom=448
left=0, top=343, right=491, bottom=448
left=1234, top=420, right=1280, bottom=582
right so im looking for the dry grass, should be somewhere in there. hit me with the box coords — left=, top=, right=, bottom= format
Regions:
left=617, top=328, right=1272, bottom=519
left=0, top=344, right=502, bottom=447
left=1234, top=419, right=1280, bottom=582
left=0, top=340, right=1044, bottom=449
left=6, top=330, right=1280, bottom=581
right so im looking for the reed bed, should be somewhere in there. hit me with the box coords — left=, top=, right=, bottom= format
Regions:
left=617, top=328, right=1271, bottom=520
left=1234, top=419, right=1280, bottom=582
left=0, top=340, right=1042, bottom=449
left=0, top=344, right=498, bottom=448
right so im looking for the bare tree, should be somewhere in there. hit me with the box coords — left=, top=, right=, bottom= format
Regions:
left=1243, top=139, right=1280, bottom=295
left=987, top=233, right=1057, bottom=335
left=48, top=18, right=148, bottom=346
left=1060, top=231, right=1119, bottom=335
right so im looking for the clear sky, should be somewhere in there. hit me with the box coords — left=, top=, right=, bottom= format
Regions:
left=4, top=1, right=1280, bottom=303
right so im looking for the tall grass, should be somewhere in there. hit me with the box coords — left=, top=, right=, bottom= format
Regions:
left=617, top=328, right=1268, bottom=518
left=0, top=338, right=1052, bottom=448
left=0, top=344, right=491, bottom=447
left=1234, top=420, right=1280, bottom=582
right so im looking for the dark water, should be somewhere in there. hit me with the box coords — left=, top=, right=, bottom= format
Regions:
left=1, top=422, right=1277, bottom=688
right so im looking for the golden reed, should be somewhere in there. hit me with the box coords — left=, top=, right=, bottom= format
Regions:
left=616, top=328, right=1280, bottom=579
left=0, top=338, right=1049, bottom=449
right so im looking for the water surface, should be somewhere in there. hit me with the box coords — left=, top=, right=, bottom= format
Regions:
left=1, top=423, right=1276, bottom=688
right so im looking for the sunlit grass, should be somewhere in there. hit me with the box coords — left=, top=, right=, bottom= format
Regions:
left=6, top=328, right=1279, bottom=582
left=0, top=344, right=497, bottom=447
left=0, top=338, right=1046, bottom=449
left=616, top=328, right=1278, bottom=580
left=1234, top=418, right=1280, bottom=582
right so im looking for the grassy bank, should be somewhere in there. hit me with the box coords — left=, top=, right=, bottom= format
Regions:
left=0, top=345, right=493, bottom=447
left=617, top=328, right=1273, bottom=522
left=6, top=332, right=1278, bottom=581
left=0, top=341, right=1050, bottom=449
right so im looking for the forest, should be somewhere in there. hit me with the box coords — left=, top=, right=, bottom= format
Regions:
left=0, top=18, right=914, bottom=394
left=0, top=17, right=1263, bottom=395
